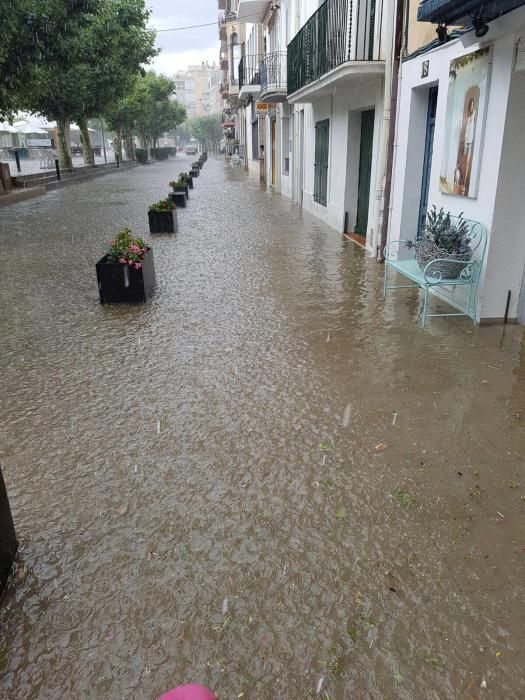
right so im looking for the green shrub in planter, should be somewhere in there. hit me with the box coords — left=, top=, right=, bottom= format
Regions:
left=151, top=147, right=170, bottom=160
left=135, top=148, right=148, bottom=164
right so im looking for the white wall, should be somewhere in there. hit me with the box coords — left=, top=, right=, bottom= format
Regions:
left=389, top=9, right=525, bottom=321
left=299, top=79, right=384, bottom=237
left=485, top=70, right=525, bottom=320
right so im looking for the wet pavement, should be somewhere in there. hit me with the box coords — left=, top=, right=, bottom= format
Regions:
left=0, top=155, right=524, bottom=699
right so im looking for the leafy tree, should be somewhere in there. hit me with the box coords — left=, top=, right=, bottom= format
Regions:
left=188, top=113, right=223, bottom=150
left=19, top=0, right=155, bottom=167
left=0, top=0, right=98, bottom=118
left=132, top=73, right=186, bottom=150
left=106, top=72, right=186, bottom=158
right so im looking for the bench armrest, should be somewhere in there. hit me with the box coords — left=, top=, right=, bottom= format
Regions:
left=384, top=239, right=415, bottom=262
left=423, top=258, right=478, bottom=284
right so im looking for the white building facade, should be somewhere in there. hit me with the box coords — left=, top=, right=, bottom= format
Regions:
left=236, top=0, right=394, bottom=258
left=388, top=2, right=525, bottom=323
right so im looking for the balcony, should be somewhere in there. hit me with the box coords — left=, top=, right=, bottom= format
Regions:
left=287, top=0, right=384, bottom=103
left=239, top=54, right=264, bottom=99
left=260, top=52, right=287, bottom=103
left=237, top=0, right=270, bottom=23
left=417, top=0, right=525, bottom=25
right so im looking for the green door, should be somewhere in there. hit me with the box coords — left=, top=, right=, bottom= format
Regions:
left=355, top=109, right=375, bottom=235
left=314, top=119, right=329, bottom=206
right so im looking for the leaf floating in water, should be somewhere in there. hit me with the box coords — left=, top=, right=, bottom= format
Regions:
left=319, top=443, right=333, bottom=453
left=342, top=403, right=352, bottom=428
left=116, top=503, right=128, bottom=516
left=335, top=506, right=346, bottom=519
left=424, top=655, right=440, bottom=669
left=375, top=443, right=387, bottom=452
left=392, top=489, right=416, bottom=506
left=316, top=674, right=325, bottom=694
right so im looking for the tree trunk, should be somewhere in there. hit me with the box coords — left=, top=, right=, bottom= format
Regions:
left=56, top=118, right=73, bottom=170
left=79, top=118, right=95, bottom=166
left=124, top=129, right=134, bottom=160
left=114, top=127, right=123, bottom=161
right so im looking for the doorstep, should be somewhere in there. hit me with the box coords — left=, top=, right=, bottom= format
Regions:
left=343, top=232, right=367, bottom=248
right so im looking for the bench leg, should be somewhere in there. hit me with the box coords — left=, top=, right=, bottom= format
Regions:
left=422, top=287, right=429, bottom=327
left=383, top=264, right=388, bottom=297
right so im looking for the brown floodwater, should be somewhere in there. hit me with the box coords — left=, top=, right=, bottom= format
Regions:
left=0, top=156, right=524, bottom=699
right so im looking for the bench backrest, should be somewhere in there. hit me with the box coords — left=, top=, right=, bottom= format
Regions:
left=447, top=216, right=487, bottom=264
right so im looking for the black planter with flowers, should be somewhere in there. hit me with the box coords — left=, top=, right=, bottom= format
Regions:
left=169, top=178, right=188, bottom=207
left=168, top=191, right=186, bottom=208
left=96, top=228, right=156, bottom=304
left=0, top=464, right=17, bottom=596
left=148, top=198, right=178, bottom=233
left=189, top=168, right=199, bottom=178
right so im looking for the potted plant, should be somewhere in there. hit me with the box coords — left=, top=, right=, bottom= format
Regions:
left=192, top=160, right=202, bottom=171
left=189, top=163, right=200, bottom=178
left=96, top=228, right=156, bottom=303
left=148, top=198, right=178, bottom=233
left=415, top=206, right=472, bottom=279
left=177, top=172, right=191, bottom=196
left=169, top=179, right=187, bottom=207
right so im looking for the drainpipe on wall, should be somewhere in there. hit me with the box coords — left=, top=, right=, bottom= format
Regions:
left=377, top=0, right=406, bottom=262
left=371, top=0, right=395, bottom=256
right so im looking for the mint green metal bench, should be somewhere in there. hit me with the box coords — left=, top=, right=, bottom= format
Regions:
left=383, top=218, right=487, bottom=326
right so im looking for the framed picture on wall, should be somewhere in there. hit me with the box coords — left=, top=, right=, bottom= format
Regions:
left=439, top=46, right=492, bottom=198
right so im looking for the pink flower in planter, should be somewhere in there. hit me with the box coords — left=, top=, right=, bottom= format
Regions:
left=134, top=262, right=142, bottom=270
left=119, top=258, right=126, bottom=264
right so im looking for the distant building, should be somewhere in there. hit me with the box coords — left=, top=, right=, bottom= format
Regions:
left=174, top=63, right=222, bottom=118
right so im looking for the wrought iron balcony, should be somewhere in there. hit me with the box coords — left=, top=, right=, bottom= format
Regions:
left=417, top=0, right=525, bottom=25
left=239, top=54, right=264, bottom=96
left=260, top=52, right=287, bottom=103
left=287, top=0, right=383, bottom=98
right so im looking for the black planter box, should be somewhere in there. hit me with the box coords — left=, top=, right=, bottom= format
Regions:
left=169, top=190, right=186, bottom=208
left=187, top=176, right=194, bottom=189
left=148, top=209, right=178, bottom=233
left=189, top=168, right=199, bottom=178
left=96, top=248, right=156, bottom=303
left=0, top=465, right=17, bottom=597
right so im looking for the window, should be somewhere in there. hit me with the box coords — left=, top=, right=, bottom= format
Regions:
left=251, top=103, right=259, bottom=161
left=282, top=117, right=290, bottom=174
left=230, top=33, right=240, bottom=84
left=314, top=119, right=329, bottom=206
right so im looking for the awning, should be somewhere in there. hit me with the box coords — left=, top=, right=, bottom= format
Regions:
left=417, top=0, right=525, bottom=24
left=237, top=0, right=270, bottom=23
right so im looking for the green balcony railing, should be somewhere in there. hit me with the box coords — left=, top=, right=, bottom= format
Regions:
left=287, top=0, right=382, bottom=96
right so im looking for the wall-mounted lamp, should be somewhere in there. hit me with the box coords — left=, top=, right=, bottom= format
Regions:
left=473, top=15, right=489, bottom=38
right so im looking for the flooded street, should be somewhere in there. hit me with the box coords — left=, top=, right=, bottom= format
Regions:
left=0, top=155, right=524, bottom=699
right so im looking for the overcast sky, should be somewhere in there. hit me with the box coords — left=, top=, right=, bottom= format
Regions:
left=147, top=0, right=220, bottom=75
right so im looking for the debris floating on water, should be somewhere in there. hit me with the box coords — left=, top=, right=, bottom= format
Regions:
left=157, top=421, right=161, bottom=435
left=326, top=333, right=330, bottom=343
left=481, top=678, right=487, bottom=688
left=375, top=443, right=387, bottom=452
left=322, top=454, right=326, bottom=466
left=392, top=411, right=398, bottom=426
left=342, top=402, right=352, bottom=428
left=316, top=675, right=325, bottom=694
left=222, top=596, right=229, bottom=615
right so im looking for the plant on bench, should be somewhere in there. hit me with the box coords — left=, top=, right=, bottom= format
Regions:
left=414, top=207, right=472, bottom=279
left=384, top=209, right=487, bottom=326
